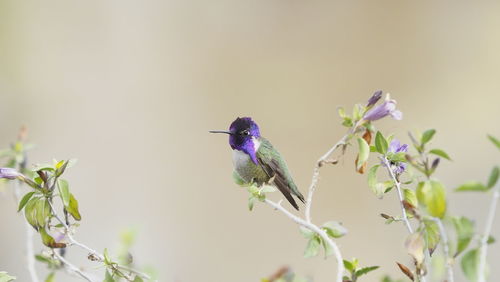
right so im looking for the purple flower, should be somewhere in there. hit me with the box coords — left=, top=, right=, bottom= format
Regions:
left=0, top=168, right=21, bottom=179
left=363, top=94, right=402, bottom=121
left=387, top=139, right=409, bottom=174
left=366, top=90, right=383, bottom=107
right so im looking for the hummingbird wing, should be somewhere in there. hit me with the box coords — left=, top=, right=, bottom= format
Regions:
left=256, top=138, right=305, bottom=210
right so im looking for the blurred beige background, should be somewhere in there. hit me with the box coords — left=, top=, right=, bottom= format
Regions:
left=1, top=0, right=499, bottom=281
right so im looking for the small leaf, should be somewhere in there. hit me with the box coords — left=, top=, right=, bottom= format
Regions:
left=248, top=196, right=255, bottom=211
left=487, top=235, right=495, bottom=244
left=299, top=226, right=315, bottom=239
left=452, top=216, right=474, bottom=257
left=260, top=185, right=276, bottom=193
left=356, top=137, right=370, bottom=170
left=44, top=272, right=55, bottom=282
left=405, top=232, right=425, bottom=265
left=355, top=266, right=380, bottom=277
left=322, top=221, right=348, bottom=238
left=66, top=193, right=82, bottom=221
left=487, top=166, right=500, bottom=189
left=421, top=129, right=436, bottom=146
left=423, top=219, right=440, bottom=256
left=31, top=164, right=55, bottom=172
left=487, top=134, right=500, bottom=150
left=24, top=197, right=40, bottom=230
left=343, top=260, right=355, bottom=272
left=428, top=181, right=447, bottom=218
left=396, top=262, right=414, bottom=281
left=0, top=271, right=16, bottom=282
left=375, top=131, right=388, bottom=155
left=455, top=181, right=489, bottom=192
left=337, top=107, right=346, bottom=118
left=18, top=191, right=36, bottom=212
left=232, top=171, right=247, bottom=186
left=429, top=149, right=451, bottom=161
left=104, top=270, right=115, bottom=282
left=303, top=236, right=321, bottom=258
left=367, top=165, right=381, bottom=196
left=461, top=248, right=480, bottom=281
left=103, top=248, right=112, bottom=264
left=403, top=188, right=418, bottom=208
left=35, top=198, right=51, bottom=228
left=40, top=228, right=66, bottom=248
left=58, top=179, right=71, bottom=207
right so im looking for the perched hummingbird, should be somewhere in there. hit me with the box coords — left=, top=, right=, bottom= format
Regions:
left=210, top=117, right=305, bottom=210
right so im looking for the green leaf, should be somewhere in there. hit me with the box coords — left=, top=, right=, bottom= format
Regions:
left=44, top=272, right=55, bottom=282
left=417, top=181, right=447, bottom=218
left=322, top=221, right=348, bottom=238
left=248, top=196, right=255, bottom=211
left=355, top=266, right=380, bottom=277
left=452, top=216, right=474, bottom=257
left=18, top=191, right=36, bottom=212
left=58, top=179, right=70, bottom=207
left=455, top=181, right=489, bottom=192
left=103, top=248, right=112, bottom=265
left=232, top=171, right=246, bottom=186
left=403, top=188, right=418, bottom=208
left=104, top=270, right=115, bottom=282
left=260, top=185, right=276, bottom=193
left=343, top=260, right=355, bottom=272
left=66, top=193, right=82, bottom=221
left=487, top=166, right=500, bottom=189
left=24, top=196, right=40, bottom=230
left=487, top=235, right=495, bottom=244
left=461, top=248, right=480, bottom=281
left=388, top=152, right=407, bottom=163
left=487, top=134, right=500, bottom=150
left=303, top=236, right=321, bottom=258
left=423, top=219, right=440, bottom=255
left=421, top=129, right=436, bottom=146
left=31, top=164, right=55, bottom=172
left=356, top=137, right=370, bottom=170
left=40, top=228, right=66, bottom=248
left=0, top=271, right=16, bottom=282
left=367, top=165, right=381, bottom=196
left=375, top=131, right=388, bottom=155
left=35, top=198, right=51, bottom=228
left=428, top=181, right=447, bottom=218
left=337, top=107, right=346, bottom=118
left=429, top=149, right=451, bottom=161
left=299, top=226, right=315, bottom=239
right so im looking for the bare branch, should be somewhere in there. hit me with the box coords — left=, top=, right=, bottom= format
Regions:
left=53, top=250, right=95, bottom=282
left=265, top=199, right=344, bottom=282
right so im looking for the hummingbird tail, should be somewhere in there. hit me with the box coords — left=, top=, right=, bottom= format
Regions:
left=273, top=177, right=300, bottom=211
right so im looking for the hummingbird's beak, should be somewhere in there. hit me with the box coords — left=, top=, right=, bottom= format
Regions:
left=209, top=130, right=233, bottom=135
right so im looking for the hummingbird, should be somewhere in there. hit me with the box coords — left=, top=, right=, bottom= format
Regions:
left=210, top=117, right=305, bottom=210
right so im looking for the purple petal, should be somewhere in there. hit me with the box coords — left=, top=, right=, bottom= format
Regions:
left=389, top=139, right=401, bottom=153
left=390, top=110, right=403, bottom=120
left=367, top=90, right=383, bottom=107
left=0, top=168, right=21, bottom=179
left=363, top=101, right=394, bottom=121
left=396, top=144, right=409, bottom=153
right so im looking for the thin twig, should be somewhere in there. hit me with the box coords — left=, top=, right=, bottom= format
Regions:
left=429, top=217, right=454, bottom=282
left=53, top=250, right=95, bottom=282
left=47, top=200, right=151, bottom=281
left=265, top=199, right=344, bottom=282
left=305, top=122, right=361, bottom=223
left=478, top=183, right=500, bottom=282
left=381, top=157, right=413, bottom=234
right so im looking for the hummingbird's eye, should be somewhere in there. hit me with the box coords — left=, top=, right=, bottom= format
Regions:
left=241, top=130, right=250, bottom=136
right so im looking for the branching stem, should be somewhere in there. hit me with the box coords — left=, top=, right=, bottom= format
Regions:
left=381, top=157, right=413, bottom=234
left=47, top=200, right=151, bottom=281
left=265, top=199, right=344, bottom=282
